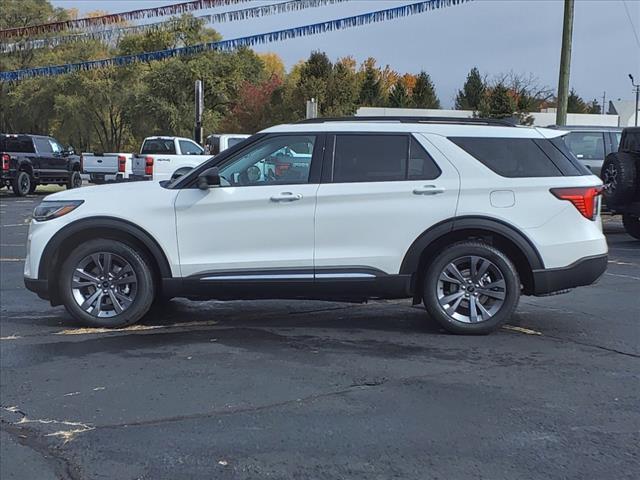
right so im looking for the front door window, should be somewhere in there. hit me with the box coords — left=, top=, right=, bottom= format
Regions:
left=218, top=135, right=316, bottom=187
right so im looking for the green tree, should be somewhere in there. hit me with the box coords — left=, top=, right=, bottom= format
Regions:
left=324, top=57, right=359, bottom=116
left=412, top=71, right=440, bottom=109
left=478, top=83, right=515, bottom=119
left=358, top=61, right=383, bottom=107
left=295, top=51, right=332, bottom=111
left=567, top=88, right=587, bottom=113
left=455, top=67, right=484, bottom=111
left=388, top=79, right=411, bottom=108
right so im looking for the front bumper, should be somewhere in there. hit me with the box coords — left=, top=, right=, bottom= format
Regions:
left=531, top=254, right=608, bottom=295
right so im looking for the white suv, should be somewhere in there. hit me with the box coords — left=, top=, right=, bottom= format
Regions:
left=24, top=117, right=608, bottom=334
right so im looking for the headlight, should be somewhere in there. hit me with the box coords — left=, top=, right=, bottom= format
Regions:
left=33, top=200, right=84, bottom=222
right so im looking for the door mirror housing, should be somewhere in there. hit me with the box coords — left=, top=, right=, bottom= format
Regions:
left=65, top=146, right=75, bottom=156
left=197, top=167, right=221, bottom=190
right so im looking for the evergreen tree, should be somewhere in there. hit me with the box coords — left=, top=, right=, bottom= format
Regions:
left=358, top=63, right=383, bottom=107
left=455, top=67, right=484, bottom=110
left=478, top=83, right=515, bottom=119
left=586, top=99, right=601, bottom=114
left=388, top=79, right=410, bottom=108
left=567, top=88, right=587, bottom=113
left=412, top=71, right=440, bottom=109
left=325, top=59, right=359, bottom=116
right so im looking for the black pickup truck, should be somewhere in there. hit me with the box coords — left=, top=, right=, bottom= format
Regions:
left=601, top=127, right=640, bottom=239
left=1, top=134, right=82, bottom=196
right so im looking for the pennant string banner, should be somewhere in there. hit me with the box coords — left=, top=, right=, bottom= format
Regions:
left=1, top=0, right=351, bottom=53
left=0, top=0, right=251, bottom=40
left=1, top=0, right=472, bottom=82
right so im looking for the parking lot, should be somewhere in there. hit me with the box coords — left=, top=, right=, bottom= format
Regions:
left=0, top=187, right=638, bottom=480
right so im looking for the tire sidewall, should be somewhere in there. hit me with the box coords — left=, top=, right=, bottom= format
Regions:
left=67, top=171, right=82, bottom=189
left=59, top=239, right=155, bottom=328
left=423, top=242, right=520, bottom=335
left=13, top=171, right=31, bottom=197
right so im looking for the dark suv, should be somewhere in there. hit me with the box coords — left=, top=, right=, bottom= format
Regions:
left=1, top=134, right=82, bottom=196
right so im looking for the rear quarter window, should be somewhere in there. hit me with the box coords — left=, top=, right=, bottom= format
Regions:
left=141, top=139, right=176, bottom=155
left=448, top=137, right=588, bottom=177
left=1, top=136, right=35, bottom=153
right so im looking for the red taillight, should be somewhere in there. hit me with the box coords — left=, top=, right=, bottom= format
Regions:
left=551, top=186, right=603, bottom=220
left=144, top=156, right=154, bottom=176
left=118, top=155, right=126, bottom=173
left=1, top=153, right=10, bottom=171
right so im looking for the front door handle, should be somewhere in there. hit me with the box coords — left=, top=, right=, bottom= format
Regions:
left=413, top=185, right=445, bottom=195
left=270, top=192, right=303, bottom=202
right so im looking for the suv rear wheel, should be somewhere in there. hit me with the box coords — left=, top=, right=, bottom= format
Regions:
left=59, top=239, right=155, bottom=328
left=422, top=241, right=520, bottom=334
left=67, top=170, right=82, bottom=189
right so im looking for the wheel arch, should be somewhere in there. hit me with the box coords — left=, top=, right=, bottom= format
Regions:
left=401, top=216, right=544, bottom=299
left=39, top=217, right=173, bottom=305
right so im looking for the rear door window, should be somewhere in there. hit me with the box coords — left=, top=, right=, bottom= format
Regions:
left=332, top=135, right=407, bottom=183
left=563, top=132, right=605, bottom=160
left=449, top=137, right=564, bottom=177
left=141, top=139, right=176, bottom=155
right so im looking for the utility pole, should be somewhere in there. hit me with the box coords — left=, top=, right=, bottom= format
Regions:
left=194, top=80, right=204, bottom=145
left=556, top=0, right=574, bottom=126
left=630, top=74, right=639, bottom=127
left=601, top=91, right=606, bottom=115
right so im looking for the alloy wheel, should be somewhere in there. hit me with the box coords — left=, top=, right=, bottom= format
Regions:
left=71, top=252, right=138, bottom=318
left=437, top=255, right=506, bottom=323
left=602, top=163, right=617, bottom=192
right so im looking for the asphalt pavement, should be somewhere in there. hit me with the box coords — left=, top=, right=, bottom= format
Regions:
left=1, top=187, right=638, bottom=480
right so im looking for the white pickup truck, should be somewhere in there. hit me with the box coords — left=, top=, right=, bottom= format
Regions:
left=82, top=152, right=133, bottom=184
left=131, top=136, right=212, bottom=182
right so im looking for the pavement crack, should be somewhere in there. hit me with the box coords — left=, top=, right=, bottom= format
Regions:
left=0, top=419, right=83, bottom=480
left=542, top=334, right=640, bottom=359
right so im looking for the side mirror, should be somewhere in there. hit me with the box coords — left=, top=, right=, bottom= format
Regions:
left=197, top=166, right=221, bottom=190
left=66, top=146, right=75, bottom=156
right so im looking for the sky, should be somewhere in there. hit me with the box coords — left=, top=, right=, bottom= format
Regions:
left=49, top=0, right=640, bottom=109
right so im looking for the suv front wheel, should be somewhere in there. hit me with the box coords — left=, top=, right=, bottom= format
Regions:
left=59, top=239, right=155, bottom=328
left=422, top=241, right=520, bottom=334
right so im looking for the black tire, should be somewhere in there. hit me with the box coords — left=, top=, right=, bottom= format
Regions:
left=622, top=214, right=640, bottom=240
left=12, top=171, right=31, bottom=197
left=59, top=239, right=155, bottom=328
left=28, top=181, right=37, bottom=194
left=422, top=241, right=520, bottom=335
left=66, top=170, right=82, bottom=189
left=601, top=152, right=638, bottom=206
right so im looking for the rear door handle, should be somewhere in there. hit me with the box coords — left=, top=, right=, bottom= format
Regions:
left=413, top=185, right=445, bottom=195
left=270, top=192, right=302, bottom=202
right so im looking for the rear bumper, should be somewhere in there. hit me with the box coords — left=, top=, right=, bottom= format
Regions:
left=531, top=254, right=608, bottom=295
left=130, top=174, right=151, bottom=181
left=24, top=277, right=49, bottom=300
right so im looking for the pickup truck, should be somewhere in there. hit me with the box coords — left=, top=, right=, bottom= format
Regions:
left=131, top=136, right=211, bottom=182
left=82, top=152, right=132, bottom=184
left=1, top=133, right=82, bottom=196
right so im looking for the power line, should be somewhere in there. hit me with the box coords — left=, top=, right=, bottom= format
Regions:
left=622, top=0, right=640, bottom=50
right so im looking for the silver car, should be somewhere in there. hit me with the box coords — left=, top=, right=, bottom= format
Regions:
left=550, top=126, right=622, bottom=176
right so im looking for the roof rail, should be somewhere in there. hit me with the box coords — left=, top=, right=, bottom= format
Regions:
left=297, top=116, right=516, bottom=127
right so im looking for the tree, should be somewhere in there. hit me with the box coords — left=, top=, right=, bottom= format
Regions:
left=222, top=76, right=283, bottom=132
left=478, top=82, right=515, bottom=119
left=586, top=99, right=601, bottom=114
left=258, top=52, right=286, bottom=80
left=567, top=88, right=587, bottom=113
left=358, top=59, right=383, bottom=107
left=412, top=71, right=440, bottom=109
left=325, top=57, right=359, bottom=116
left=296, top=51, right=333, bottom=112
left=455, top=67, right=485, bottom=111
left=388, top=79, right=411, bottom=108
